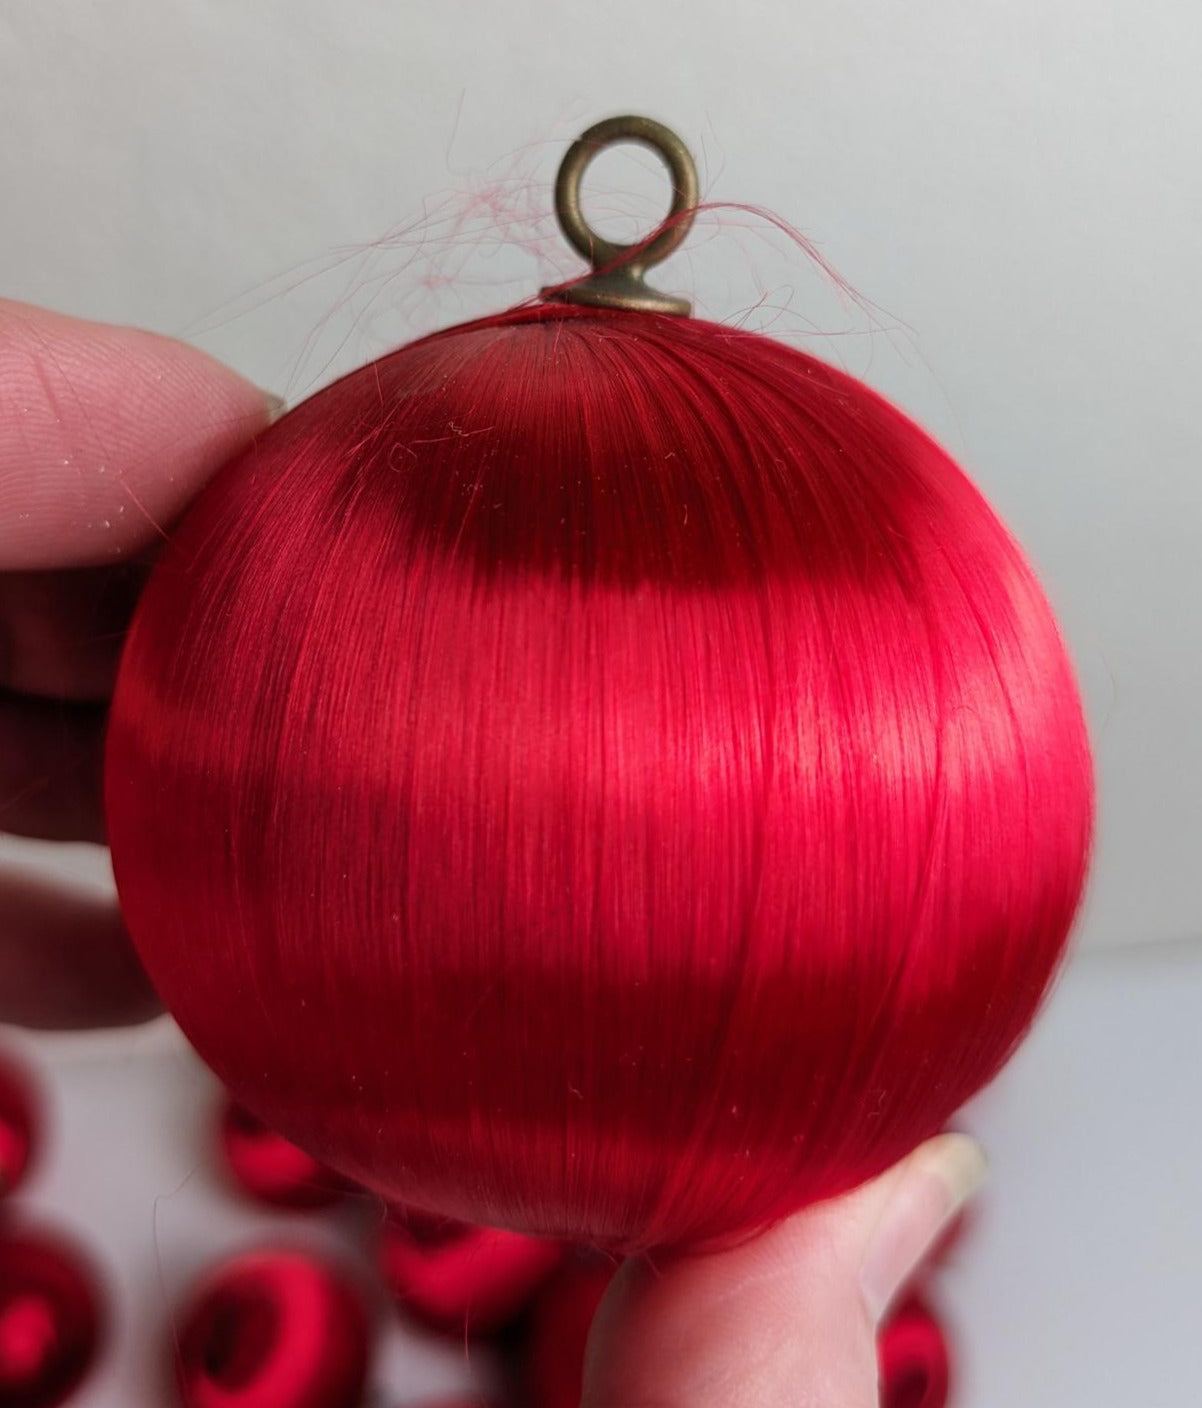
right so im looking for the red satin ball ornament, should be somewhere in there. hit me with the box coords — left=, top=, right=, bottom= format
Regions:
left=218, top=1100, right=348, bottom=1211
left=173, top=1250, right=370, bottom=1408
left=0, top=1054, right=38, bottom=1199
left=106, top=121, right=1092, bottom=1253
left=0, top=1227, right=103, bottom=1408
left=378, top=1211, right=564, bottom=1336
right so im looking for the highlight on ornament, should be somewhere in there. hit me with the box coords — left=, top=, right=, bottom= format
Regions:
left=105, top=114, right=1093, bottom=1257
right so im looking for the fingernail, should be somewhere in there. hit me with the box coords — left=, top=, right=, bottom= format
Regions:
left=262, top=392, right=287, bottom=424
left=858, top=1133, right=987, bottom=1323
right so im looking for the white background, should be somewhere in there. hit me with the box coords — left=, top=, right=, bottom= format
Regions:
left=1, top=2, right=1200, bottom=1405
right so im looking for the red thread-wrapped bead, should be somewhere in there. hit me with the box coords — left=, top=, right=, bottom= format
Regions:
left=218, top=1100, right=348, bottom=1211
left=0, top=1226, right=103, bottom=1408
left=174, top=1249, right=370, bottom=1408
left=378, top=1211, right=564, bottom=1337
left=0, top=1053, right=38, bottom=1199
left=521, top=1253, right=615, bottom=1408
left=878, top=1296, right=952, bottom=1408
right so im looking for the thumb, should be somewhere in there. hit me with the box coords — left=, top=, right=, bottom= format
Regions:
left=582, top=1133, right=986, bottom=1408
left=0, top=298, right=280, bottom=569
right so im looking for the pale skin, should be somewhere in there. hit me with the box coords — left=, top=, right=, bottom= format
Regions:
left=0, top=298, right=985, bottom=1407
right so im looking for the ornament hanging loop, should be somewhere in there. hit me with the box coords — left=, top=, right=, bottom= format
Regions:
left=542, top=115, right=698, bottom=317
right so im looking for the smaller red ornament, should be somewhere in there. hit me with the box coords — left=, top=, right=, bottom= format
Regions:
left=520, top=1253, right=615, bottom=1408
left=174, top=1249, right=370, bottom=1408
left=0, top=1226, right=104, bottom=1408
left=878, top=1296, right=951, bottom=1408
left=0, top=1052, right=39, bottom=1198
left=218, top=1101, right=349, bottom=1211
left=378, top=1211, right=565, bottom=1337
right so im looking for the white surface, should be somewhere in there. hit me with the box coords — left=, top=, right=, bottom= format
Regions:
left=948, top=941, right=1202, bottom=1407
left=4, top=940, right=1198, bottom=1408
left=4, top=1019, right=499, bottom=1408
left=0, top=0, right=1199, bottom=949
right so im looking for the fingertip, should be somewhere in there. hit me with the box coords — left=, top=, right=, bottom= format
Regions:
left=580, top=1139, right=987, bottom=1408
left=858, top=1135, right=987, bottom=1324
left=581, top=1227, right=879, bottom=1408
left=0, top=300, right=277, bottom=569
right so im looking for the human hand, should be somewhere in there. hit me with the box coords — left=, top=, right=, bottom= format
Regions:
left=583, top=1132, right=984, bottom=1408
left=0, top=299, right=278, bottom=1028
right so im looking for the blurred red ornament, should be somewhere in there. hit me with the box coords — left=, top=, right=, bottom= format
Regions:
left=0, top=1226, right=103, bottom=1408
left=174, top=1249, right=370, bottom=1408
left=378, top=1212, right=564, bottom=1337
left=878, top=1297, right=951, bottom=1408
left=521, top=1253, right=614, bottom=1408
left=218, top=1101, right=349, bottom=1211
left=0, top=1054, right=38, bottom=1198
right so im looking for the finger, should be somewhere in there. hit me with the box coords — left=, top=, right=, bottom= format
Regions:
left=0, top=692, right=106, bottom=842
left=0, top=563, right=147, bottom=702
left=0, top=865, right=161, bottom=1028
left=582, top=1134, right=986, bottom=1408
left=0, top=299, right=279, bottom=569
